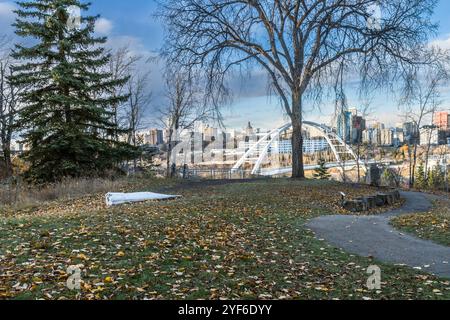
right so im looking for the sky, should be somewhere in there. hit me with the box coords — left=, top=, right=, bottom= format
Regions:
left=1, top=0, right=450, bottom=130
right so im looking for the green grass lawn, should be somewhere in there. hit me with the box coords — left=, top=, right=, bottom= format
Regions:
left=1, top=179, right=449, bottom=300
left=391, top=198, right=450, bottom=247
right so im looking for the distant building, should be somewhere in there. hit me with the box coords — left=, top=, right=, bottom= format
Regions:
left=433, top=111, right=449, bottom=130
left=372, top=122, right=385, bottom=130
left=304, top=138, right=329, bottom=154
left=349, top=108, right=358, bottom=116
left=380, top=129, right=393, bottom=146
left=393, top=128, right=404, bottom=147
left=362, top=129, right=373, bottom=144
left=336, top=110, right=352, bottom=143
left=271, top=138, right=328, bottom=155
left=245, top=121, right=254, bottom=137
left=403, top=122, right=419, bottom=144
left=420, top=126, right=439, bottom=146
left=362, top=128, right=381, bottom=145
left=163, top=129, right=171, bottom=144
left=147, top=129, right=164, bottom=145
left=351, top=115, right=366, bottom=144
left=203, top=126, right=218, bottom=142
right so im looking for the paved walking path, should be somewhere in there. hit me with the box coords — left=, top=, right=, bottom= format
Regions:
left=306, top=192, right=450, bottom=278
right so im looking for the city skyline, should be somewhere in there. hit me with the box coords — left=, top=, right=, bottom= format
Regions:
left=132, top=109, right=450, bottom=147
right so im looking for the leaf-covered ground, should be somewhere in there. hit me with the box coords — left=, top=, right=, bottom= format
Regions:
left=391, top=198, right=450, bottom=247
left=0, top=178, right=449, bottom=300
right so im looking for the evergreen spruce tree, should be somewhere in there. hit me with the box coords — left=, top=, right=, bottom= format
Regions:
left=414, top=163, right=428, bottom=189
left=314, top=159, right=331, bottom=180
left=11, top=0, right=138, bottom=182
left=428, top=166, right=444, bottom=190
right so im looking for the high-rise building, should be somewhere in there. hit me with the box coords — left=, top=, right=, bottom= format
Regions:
left=380, top=129, right=393, bottom=146
left=351, top=115, right=366, bottom=144
left=433, top=111, right=449, bottom=130
left=147, top=129, right=164, bottom=145
left=420, top=126, right=439, bottom=146
left=337, top=110, right=352, bottom=143
left=393, top=128, right=404, bottom=147
left=403, top=122, right=419, bottom=144
left=372, top=122, right=385, bottom=130
left=362, top=129, right=373, bottom=144
left=372, top=128, right=382, bottom=145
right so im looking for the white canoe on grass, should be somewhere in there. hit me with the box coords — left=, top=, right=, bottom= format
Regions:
left=105, top=192, right=182, bottom=206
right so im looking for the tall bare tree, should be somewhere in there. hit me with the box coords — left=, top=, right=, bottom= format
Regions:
left=0, top=40, right=22, bottom=179
left=160, top=68, right=214, bottom=177
left=108, top=46, right=140, bottom=140
left=125, top=71, right=152, bottom=147
left=125, top=69, right=152, bottom=171
left=400, top=50, right=449, bottom=188
left=159, top=0, right=438, bottom=178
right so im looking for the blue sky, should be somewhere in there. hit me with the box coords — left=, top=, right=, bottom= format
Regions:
left=1, top=0, right=450, bottom=130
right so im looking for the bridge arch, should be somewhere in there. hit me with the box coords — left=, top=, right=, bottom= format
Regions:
left=232, top=121, right=366, bottom=176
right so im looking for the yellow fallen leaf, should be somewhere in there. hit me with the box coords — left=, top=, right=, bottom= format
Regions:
left=104, top=276, right=113, bottom=283
left=116, top=251, right=125, bottom=257
left=76, top=253, right=88, bottom=261
left=32, top=277, right=43, bottom=284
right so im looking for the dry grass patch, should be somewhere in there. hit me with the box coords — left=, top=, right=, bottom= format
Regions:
left=0, top=176, right=181, bottom=216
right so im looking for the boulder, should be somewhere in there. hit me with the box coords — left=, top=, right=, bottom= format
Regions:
left=375, top=194, right=386, bottom=206
left=390, top=190, right=401, bottom=201
left=343, top=199, right=368, bottom=212
left=342, top=189, right=401, bottom=211
left=365, top=196, right=377, bottom=209
left=377, top=193, right=394, bottom=205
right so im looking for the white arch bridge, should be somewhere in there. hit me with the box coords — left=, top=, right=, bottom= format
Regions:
left=231, top=121, right=367, bottom=176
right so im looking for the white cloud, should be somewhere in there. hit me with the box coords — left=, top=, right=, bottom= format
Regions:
left=95, top=18, right=113, bottom=35
left=430, top=34, right=450, bottom=51
left=106, top=35, right=151, bottom=57
left=0, top=1, right=14, bottom=18
left=0, top=2, right=15, bottom=39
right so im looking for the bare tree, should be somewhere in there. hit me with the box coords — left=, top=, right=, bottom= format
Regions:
left=160, top=68, right=214, bottom=177
left=108, top=47, right=140, bottom=140
left=0, top=39, right=22, bottom=179
left=158, top=0, right=437, bottom=178
left=125, top=71, right=152, bottom=147
left=355, top=104, right=373, bottom=183
left=400, top=51, right=449, bottom=188
left=125, top=69, right=152, bottom=171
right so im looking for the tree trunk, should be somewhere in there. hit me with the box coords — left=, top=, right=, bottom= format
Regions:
left=412, top=143, right=419, bottom=187
left=3, top=143, right=12, bottom=177
left=356, top=143, right=361, bottom=183
left=424, top=129, right=433, bottom=179
left=166, top=129, right=173, bottom=178
left=408, top=145, right=413, bottom=188
left=290, top=95, right=305, bottom=179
